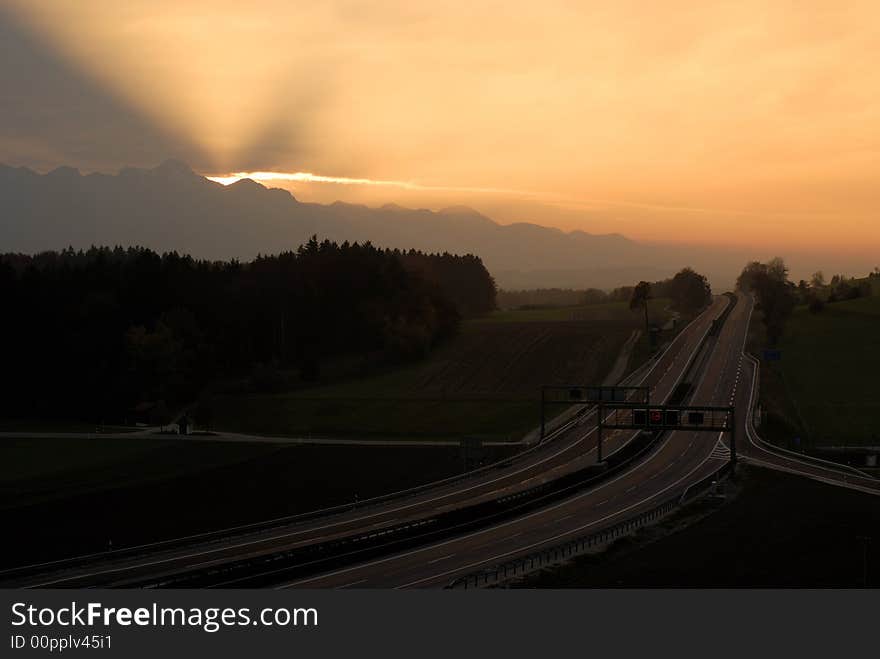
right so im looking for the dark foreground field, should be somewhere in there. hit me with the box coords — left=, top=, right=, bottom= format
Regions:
left=0, top=437, right=515, bottom=568
left=520, top=466, right=880, bottom=588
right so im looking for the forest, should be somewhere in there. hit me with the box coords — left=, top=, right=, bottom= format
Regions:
left=0, top=238, right=497, bottom=424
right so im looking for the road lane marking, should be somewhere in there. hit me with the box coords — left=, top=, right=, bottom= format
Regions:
left=396, top=439, right=723, bottom=589
left=284, top=301, right=732, bottom=589
left=337, top=579, right=367, bottom=589
left=24, top=301, right=726, bottom=589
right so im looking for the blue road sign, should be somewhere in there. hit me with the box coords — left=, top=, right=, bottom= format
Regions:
left=763, top=349, right=782, bottom=362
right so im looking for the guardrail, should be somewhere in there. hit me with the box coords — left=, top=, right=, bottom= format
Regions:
left=135, top=425, right=671, bottom=587
left=0, top=397, right=613, bottom=584
left=2, top=300, right=723, bottom=584
left=447, top=461, right=731, bottom=589
left=149, top=298, right=734, bottom=587
left=445, top=295, right=740, bottom=590
left=5, top=300, right=734, bottom=591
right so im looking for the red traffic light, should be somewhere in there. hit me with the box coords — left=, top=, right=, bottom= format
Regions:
left=649, top=410, right=663, bottom=424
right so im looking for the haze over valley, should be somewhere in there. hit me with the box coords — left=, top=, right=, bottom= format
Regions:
left=1, top=160, right=866, bottom=291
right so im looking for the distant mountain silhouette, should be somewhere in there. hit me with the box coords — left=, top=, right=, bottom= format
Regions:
left=0, top=160, right=746, bottom=289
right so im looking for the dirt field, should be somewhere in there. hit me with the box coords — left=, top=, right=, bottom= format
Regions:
left=207, top=316, right=645, bottom=440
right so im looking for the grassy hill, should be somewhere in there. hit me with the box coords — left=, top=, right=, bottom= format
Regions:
left=754, top=291, right=880, bottom=448
left=205, top=300, right=672, bottom=441
left=778, top=295, right=880, bottom=446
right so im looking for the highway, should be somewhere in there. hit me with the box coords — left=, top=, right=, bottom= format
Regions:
left=277, top=293, right=878, bottom=589
left=283, top=296, right=751, bottom=588
left=1, top=297, right=727, bottom=588
left=5, top=292, right=875, bottom=589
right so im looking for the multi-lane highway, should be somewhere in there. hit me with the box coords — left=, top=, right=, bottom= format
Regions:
left=280, top=293, right=880, bottom=589
left=285, top=296, right=749, bottom=588
left=1, top=296, right=726, bottom=588
left=4, top=292, right=876, bottom=589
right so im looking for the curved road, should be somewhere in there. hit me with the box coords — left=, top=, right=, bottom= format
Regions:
left=2, top=298, right=727, bottom=588
left=7, top=293, right=873, bottom=589
left=282, top=293, right=880, bottom=588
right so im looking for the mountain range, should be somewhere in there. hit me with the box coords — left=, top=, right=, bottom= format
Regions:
left=0, top=160, right=750, bottom=289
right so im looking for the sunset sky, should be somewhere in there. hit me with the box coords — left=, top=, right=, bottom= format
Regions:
left=2, top=1, right=878, bottom=255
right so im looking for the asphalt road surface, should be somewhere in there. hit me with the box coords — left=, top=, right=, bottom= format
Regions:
left=280, top=294, right=880, bottom=588
left=4, top=293, right=876, bottom=589
left=2, top=298, right=727, bottom=587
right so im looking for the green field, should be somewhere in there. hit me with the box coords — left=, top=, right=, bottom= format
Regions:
left=756, top=294, right=880, bottom=447
left=205, top=301, right=672, bottom=440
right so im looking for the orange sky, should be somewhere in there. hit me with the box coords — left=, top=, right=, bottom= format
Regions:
left=4, top=0, right=879, bottom=253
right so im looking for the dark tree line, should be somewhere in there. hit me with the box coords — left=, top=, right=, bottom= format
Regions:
left=739, top=259, right=879, bottom=341
left=737, top=258, right=796, bottom=345
left=618, top=268, right=712, bottom=314
left=397, top=249, right=497, bottom=317
left=498, top=268, right=712, bottom=314
left=799, top=272, right=874, bottom=308
left=0, top=239, right=496, bottom=423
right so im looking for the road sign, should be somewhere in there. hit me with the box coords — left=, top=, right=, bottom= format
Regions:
left=541, top=384, right=649, bottom=406
left=599, top=404, right=734, bottom=433
left=763, top=349, right=782, bottom=362
left=540, top=384, right=651, bottom=440
left=595, top=402, right=737, bottom=468
left=585, top=387, right=628, bottom=403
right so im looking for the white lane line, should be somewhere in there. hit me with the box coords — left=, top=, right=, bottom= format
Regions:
left=427, top=554, right=456, bottom=565
left=281, top=425, right=693, bottom=588
left=33, top=301, right=723, bottom=590
left=396, top=441, right=721, bottom=589
left=336, top=578, right=367, bottom=589
left=743, top=456, right=880, bottom=496
left=392, top=302, right=740, bottom=589
left=284, top=300, right=731, bottom=590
